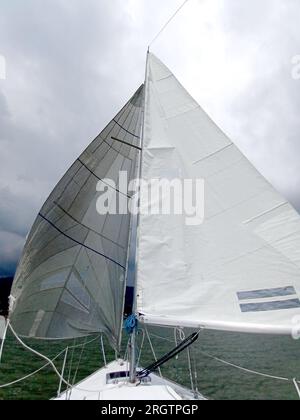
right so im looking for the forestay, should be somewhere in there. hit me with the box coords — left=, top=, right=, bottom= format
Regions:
left=137, top=53, right=300, bottom=335
left=10, top=86, right=144, bottom=349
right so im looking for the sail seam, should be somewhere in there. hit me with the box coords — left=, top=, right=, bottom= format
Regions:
left=113, top=119, right=140, bottom=138
left=87, top=91, right=137, bottom=154
left=111, top=136, right=142, bottom=151
left=53, top=201, right=126, bottom=250
left=193, top=143, right=234, bottom=165
left=38, top=213, right=126, bottom=270
left=87, top=104, right=135, bottom=158
left=242, top=201, right=289, bottom=225
left=54, top=106, right=137, bottom=235
left=99, top=106, right=138, bottom=161
left=19, top=286, right=91, bottom=314
left=53, top=102, right=132, bottom=210
left=84, top=104, right=136, bottom=176
left=77, top=158, right=131, bottom=199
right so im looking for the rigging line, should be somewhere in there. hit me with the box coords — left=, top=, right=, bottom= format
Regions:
left=57, top=348, right=69, bottom=397
left=100, top=334, right=107, bottom=367
left=0, top=319, right=9, bottom=364
left=293, top=379, right=300, bottom=400
left=187, top=345, right=195, bottom=393
left=144, top=327, right=163, bottom=378
left=7, top=321, right=76, bottom=390
left=72, top=336, right=88, bottom=387
left=0, top=349, right=67, bottom=389
left=0, top=336, right=99, bottom=389
left=148, top=331, right=299, bottom=387
left=149, top=0, right=191, bottom=48
left=137, top=330, right=145, bottom=367
left=66, top=339, right=76, bottom=400
left=199, top=349, right=298, bottom=384
left=6, top=321, right=122, bottom=395
left=38, top=213, right=126, bottom=270
left=69, top=334, right=101, bottom=349
left=138, top=330, right=200, bottom=380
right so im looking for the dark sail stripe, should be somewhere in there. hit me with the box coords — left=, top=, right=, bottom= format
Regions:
left=113, top=119, right=140, bottom=138
left=240, top=299, right=300, bottom=313
left=237, top=286, right=296, bottom=301
left=39, top=213, right=126, bottom=270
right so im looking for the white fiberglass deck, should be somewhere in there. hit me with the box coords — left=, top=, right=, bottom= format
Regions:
left=55, top=360, right=206, bottom=401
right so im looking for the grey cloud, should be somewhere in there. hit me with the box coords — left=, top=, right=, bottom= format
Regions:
left=206, top=0, right=300, bottom=209
left=0, top=231, right=25, bottom=272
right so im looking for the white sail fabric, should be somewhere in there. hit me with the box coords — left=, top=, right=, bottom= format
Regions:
left=10, top=86, right=144, bottom=348
left=137, top=53, right=300, bottom=335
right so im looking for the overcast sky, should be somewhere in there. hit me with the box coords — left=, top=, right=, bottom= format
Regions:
left=0, top=0, right=300, bottom=276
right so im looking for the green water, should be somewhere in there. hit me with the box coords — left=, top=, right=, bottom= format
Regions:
left=0, top=328, right=299, bottom=400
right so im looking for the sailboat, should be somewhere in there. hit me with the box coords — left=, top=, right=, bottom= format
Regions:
left=4, top=51, right=300, bottom=400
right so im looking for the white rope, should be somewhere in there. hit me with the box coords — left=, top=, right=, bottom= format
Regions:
left=66, top=337, right=88, bottom=400
left=123, top=337, right=130, bottom=361
left=57, top=347, right=69, bottom=397
left=149, top=0, right=191, bottom=48
left=73, top=336, right=89, bottom=387
left=145, top=327, right=162, bottom=377
left=175, top=328, right=199, bottom=395
left=137, top=330, right=145, bottom=367
left=65, top=339, right=76, bottom=399
left=7, top=321, right=75, bottom=389
left=150, top=331, right=174, bottom=343
left=3, top=322, right=120, bottom=397
left=174, top=328, right=178, bottom=347
left=0, top=319, right=9, bottom=364
left=0, top=348, right=66, bottom=389
left=147, top=330, right=300, bottom=389
left=6, top=322, right=114, bottom=395
left=293, top=378, right=300, bottom=399
left=68, top=335, right=100, bottom=350
left=100, top=334, right=107, bottom=367
left=186, top=346, right=195, bottom=393
left=4, top=321, right=299, bottom=398
left=199, top=349, right=298, bottom=384
left=174, top=328, right=194, bottom=391
left=0, top=331, right=101, bottom=392
left=192, top=350, right=199, bottom=396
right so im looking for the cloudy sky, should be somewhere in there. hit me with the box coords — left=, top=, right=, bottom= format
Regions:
left=0, top=0, right=299, bottom=276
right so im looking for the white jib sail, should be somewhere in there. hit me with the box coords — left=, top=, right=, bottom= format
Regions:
left=136, top=53, right=300, bottom=335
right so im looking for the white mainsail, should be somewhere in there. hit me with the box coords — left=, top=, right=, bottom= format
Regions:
left=137, top=53, right=300, bottom=335
left=10, top=86, right=144, bottom=349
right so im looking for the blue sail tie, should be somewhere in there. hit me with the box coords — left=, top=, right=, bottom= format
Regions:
left=124, top=314, right=138, bottom=335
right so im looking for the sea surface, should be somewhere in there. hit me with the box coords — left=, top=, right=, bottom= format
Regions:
left=0, top=327, right=299, bottom=400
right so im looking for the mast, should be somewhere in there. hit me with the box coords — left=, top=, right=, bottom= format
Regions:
left=129, top=48, right=150, bottom=383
